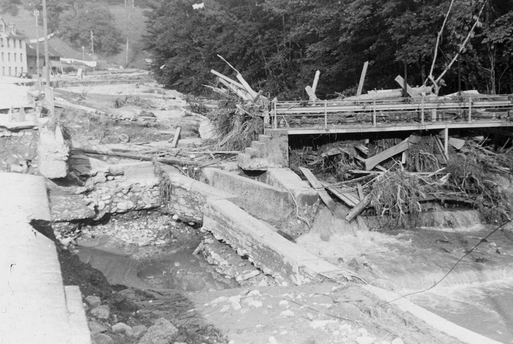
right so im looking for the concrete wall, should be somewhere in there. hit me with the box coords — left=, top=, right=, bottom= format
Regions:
left=202, top=167, right=294, bottom=223
left=72, top=162, right=238, bottom=223
left=203, top=198, right=353, bottom=285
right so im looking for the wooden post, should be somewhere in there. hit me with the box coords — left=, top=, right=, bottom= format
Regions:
left=273, top=99, right=277, bottom=129
left=372, top=100, right=377, bottom=127
left=324, top=100, right=327, bottom=129
left=468, top=97, right=472, bottom=122
left=431, top=108, right=437, bottom=122
left=356, top=61, right=369, bottom=96
left=444, top=127, right=449, bottom=157
left=421, top=95, right=425, bottom=125
left=312, top=70, right=320, bottom=94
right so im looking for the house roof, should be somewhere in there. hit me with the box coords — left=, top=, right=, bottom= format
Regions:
left=26, top=42, right=61, bottom=59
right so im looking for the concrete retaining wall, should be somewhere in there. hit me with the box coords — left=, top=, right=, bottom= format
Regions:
left=203, top=168, right=294, bottom=223
left=60, top=161, right=237, bottom=222
left=203, top=198, right=351, bottom=285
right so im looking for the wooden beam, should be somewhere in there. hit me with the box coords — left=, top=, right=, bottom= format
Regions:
left=345, top=194, right=371, bottom=222
left=357, top=61, right=369, bottom=96
left=170, top=127, right=181, bottom=148
left=395, top=75, right=422, bottom=99
left=312, top=70, right=320, bottom=94
left=299, top=167, right=337, bottom=214
left=324, top=185, right=357, bottom=207
left=364, top=135, right=420, bottom=170
left=305, top=86, right=318, bottom=102
left=211, top=69, right=245, bottom=89
left=236, top=73, right=259, bottom=100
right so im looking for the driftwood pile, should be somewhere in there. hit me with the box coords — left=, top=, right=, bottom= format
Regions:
left=292, top=133, right=513, bottom=228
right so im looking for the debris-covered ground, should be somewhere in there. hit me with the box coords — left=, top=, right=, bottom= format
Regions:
left=6, top=69, right=510, bottom=343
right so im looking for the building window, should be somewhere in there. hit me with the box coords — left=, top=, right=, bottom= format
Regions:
left=9, top=67, right=11, bottom=76
left=20, top=53, right=22, bottom=62
left=14, top=53, right=16, bottom=62
left=6, top=38, right=9, bottom=48
left=15, top=67, right=17, bottom=76
left=1, top=52, right=3, bottom=62
left=0, top=38, right=3, bottom=47
left=7, top=52, right=10, bottom=62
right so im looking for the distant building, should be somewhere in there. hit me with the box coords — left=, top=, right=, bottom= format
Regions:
left=26, top=40, right=61, bottom=75
left=0, top=18, right=28, bottom=77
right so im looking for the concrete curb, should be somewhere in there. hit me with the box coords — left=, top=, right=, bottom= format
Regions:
left=363, top=285, right=503, bottom=344
left=0, top=172, right=91, bottom=344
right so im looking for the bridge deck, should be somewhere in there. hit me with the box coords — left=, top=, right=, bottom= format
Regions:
left=270, top=95, right=513, bottom=135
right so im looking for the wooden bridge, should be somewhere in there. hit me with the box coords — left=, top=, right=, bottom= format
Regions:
left=268, top=94, right=513, bottom=137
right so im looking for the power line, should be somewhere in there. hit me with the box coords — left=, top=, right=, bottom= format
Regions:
left=385, top=218, right=513, bottom=304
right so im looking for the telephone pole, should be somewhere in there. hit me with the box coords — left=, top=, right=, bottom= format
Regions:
left=90, top=31, right=95, bottom=72
left=34, top=9, right=40, bottom=89
left=42, top=0, right=50, bottom=85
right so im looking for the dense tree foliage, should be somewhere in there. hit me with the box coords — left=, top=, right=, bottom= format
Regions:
left=145, top=0, right=513, bottom=98
left=27, top=0, right=124, bottom=55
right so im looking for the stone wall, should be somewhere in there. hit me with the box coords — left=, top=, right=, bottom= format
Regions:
left=0, top=127, right=38, bottom=173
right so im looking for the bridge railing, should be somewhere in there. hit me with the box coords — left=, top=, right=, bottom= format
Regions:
left=271, top=95, right=513, bottom=130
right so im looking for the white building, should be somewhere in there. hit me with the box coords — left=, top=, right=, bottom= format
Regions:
left=0, top=18, right=28, bottom=77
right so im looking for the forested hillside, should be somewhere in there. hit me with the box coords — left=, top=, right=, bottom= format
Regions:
left=0, top=0, right=148, bottom=67
left=144, top=0, right=513, bottom=98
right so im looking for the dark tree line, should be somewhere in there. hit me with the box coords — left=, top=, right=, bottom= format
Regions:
left=144, top=0, right=513, bottom=98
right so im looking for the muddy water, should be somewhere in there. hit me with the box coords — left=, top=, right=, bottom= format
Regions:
left=409, top=281, right=513, bottom=343
left=76, top=237, right=237, bottom=292
left=136, top=248, right=238, bottom=291
left=298, top=207, right=513, bottom=343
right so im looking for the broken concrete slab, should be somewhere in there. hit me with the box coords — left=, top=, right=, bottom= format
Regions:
left=203, top=198, right=354, bottom=285
left=38, top=125, right=70, bottom=179
left=260, top=168, right=319, bottom=214
left=166, top=172, right=238, bottom=222
left=202, top=168, right=294, bottom=223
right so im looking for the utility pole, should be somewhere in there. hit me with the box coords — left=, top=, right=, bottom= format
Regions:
left=34, top=9, right=40, bottom=90
left=42, top=0, right=50, bottom=86
left=90, top=31, right=95, bottom=72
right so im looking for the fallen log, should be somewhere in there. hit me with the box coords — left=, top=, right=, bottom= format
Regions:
left=76, top=147, right=202, bottom=166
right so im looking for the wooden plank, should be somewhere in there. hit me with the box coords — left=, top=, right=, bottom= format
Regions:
left=218, top=78, right=252, bottom=101
left=433, top=135, right=448, bottom=163
left=299, top=167, right=337, bottom=214
left=345, top=194, right=372, bottom=222
left=344, top=192, right=360, bottom=205
left=236, top=73, right=259, bottom=100
left=357, top=184, right=364, bottom=200
left=312, top=70, right=320, bottom=94
left=305, top=86, right=318, bottom=102
left=170, top=127, right=181, bottom=148
left=211, top=69, right=245, bottom=89
left=364, top=135, right=420, bottom=171
left=356, top=61, right=369, bottom=96
left=394, top=75, right=433, bottom=99
left=324, top=185, right=357, bottom=207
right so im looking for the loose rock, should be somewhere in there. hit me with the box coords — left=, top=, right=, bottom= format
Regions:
left=138, top=317, right=178, bottom=344
left=90, top=305, right=110, bottom=319
left=85, top=295, right=102, bottom=308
